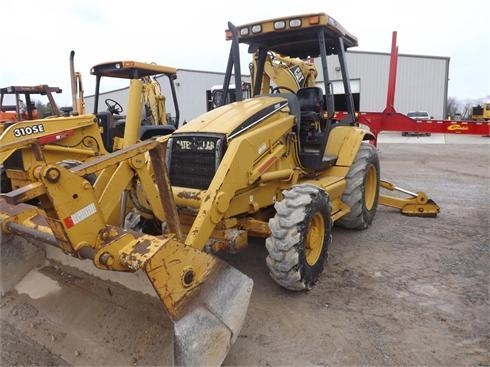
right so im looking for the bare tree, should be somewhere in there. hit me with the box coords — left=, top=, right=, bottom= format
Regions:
left=447, top=95, right=489, bottom=120
left=447, top=97, right=460, bottom=118
left=461, top=102, right=473, bottom=120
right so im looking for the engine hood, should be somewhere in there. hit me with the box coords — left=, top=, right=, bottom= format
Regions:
left=175, top=96, right=290, bottom=138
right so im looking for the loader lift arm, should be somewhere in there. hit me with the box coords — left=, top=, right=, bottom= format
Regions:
left=0, top=138, right=252, bottom=366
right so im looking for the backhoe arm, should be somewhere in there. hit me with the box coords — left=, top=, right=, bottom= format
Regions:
left=142, top=75, right=167, bottom=124
left=250, top=51, right=318, bottom=94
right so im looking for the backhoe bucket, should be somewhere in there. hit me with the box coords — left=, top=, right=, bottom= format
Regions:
left=144, top=240, right=253, bottom=366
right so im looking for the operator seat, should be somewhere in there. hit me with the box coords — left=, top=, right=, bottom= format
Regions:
left=296, top=87, right=337, bottom=170
left=297, top=87, right=323, bottom=121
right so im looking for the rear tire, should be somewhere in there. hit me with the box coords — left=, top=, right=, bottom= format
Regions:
left=266, top=184, right=332, bottom=291
left=336, top=142, right=380, bottom=229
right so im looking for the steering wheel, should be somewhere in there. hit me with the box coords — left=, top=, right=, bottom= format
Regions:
left=105, top=98, right=123, bottom=114
left=271, top=86, right=297, bottom=94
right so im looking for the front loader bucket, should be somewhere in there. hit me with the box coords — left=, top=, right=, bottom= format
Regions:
left=0, top=198, right=252, bottom=366
left=144, top=240, right=253, bottom=366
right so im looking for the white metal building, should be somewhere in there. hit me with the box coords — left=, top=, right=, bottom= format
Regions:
left=85, top=50, right=449, bottom=124
left=321, top=51, right=449, bottom=119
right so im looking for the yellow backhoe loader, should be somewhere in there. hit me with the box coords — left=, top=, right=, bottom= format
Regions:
left=0, top=55, right=179, bottom=193
left=1, top=12, right=439, bottom=366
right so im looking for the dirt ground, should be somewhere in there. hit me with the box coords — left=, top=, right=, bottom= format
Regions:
left=1, top=140, right=489, bottom=366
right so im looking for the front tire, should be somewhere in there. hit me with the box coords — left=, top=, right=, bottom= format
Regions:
left=336, top=142, right=380, bottom=229
left=266, top=184, right=332, bottom=291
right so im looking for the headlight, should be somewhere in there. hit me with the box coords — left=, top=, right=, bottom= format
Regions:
left=240, top=27, right=249, bottom=36
left=289, top=19, right=301, bottom=28
left=251, top=24, right=262, bottom=33
left=274, top=20, right=286, bottom=30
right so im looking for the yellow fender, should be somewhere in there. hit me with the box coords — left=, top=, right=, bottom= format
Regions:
left=325, top=126, right=375, bottom=167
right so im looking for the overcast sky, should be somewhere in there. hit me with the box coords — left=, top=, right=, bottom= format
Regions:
left=2, top=0, right=489, bottom=106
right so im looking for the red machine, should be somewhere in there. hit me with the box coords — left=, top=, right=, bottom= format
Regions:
left=336, top=32, right=490, bottom=144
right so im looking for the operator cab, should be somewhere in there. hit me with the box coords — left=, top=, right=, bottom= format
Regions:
left=223, top=13, right=358, bottom=170
left=0, top=85, right=62, bottom=123
left=90, top=61, right=179, bottom=152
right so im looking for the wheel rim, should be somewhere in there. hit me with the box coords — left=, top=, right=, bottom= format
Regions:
left=305, top=212, right=325, bottom=266
left=364, top=164, right=377, bottom=210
